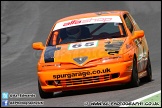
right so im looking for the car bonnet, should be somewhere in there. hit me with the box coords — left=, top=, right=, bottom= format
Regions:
left=44, top=38, right=126, bottom=66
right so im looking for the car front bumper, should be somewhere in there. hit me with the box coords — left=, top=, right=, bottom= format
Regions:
left=38, top=60, right=132, bottom=92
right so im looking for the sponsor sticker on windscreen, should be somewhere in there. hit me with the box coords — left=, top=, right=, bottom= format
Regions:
left=68, top=40, right=98, bottom=50
left=53, top=16, right=122, bottom=31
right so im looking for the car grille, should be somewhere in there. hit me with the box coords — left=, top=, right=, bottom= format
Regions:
left=47, top=73, right=119, bottom=86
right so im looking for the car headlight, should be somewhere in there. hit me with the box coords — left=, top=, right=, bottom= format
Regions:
left=38, top=63, right=61, bottom=71
left=102, top=55, right=123, bottom=63
left=101, top=48, right=134, bottom=63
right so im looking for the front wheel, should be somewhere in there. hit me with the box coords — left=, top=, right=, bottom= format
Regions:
left=130, top=55, right=140, bottom=87
left=38, top=80, right=53, bottom=99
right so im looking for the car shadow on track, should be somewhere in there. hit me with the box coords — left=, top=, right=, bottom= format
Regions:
left=48, top=79, right=154, bottom=99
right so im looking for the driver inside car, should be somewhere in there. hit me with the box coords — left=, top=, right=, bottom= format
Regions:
left=60, top=26, right=90, bottom=44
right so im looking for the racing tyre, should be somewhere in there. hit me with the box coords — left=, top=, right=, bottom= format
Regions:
left=143, top=54, right=152, bottom=82
left=130, top=55, right=140, bottom=87
left=38, top=80, right=53, bottom=99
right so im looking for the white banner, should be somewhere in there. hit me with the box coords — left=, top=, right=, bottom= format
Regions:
left=53, top=16, right=122, bottom=31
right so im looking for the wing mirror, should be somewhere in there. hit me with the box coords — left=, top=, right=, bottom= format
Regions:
left=32, top=42, right=45, bottom=50
left=131, top=30, right=144, bottom=40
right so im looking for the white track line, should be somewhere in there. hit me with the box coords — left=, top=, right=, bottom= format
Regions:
left=120, top=90, right=161, bottom=107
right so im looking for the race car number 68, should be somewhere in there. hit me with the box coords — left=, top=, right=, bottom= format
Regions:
left=68, top=40, right=98, bottom=50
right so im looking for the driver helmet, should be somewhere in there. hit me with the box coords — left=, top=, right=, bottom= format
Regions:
left=66, top=26, right=81, bottom=38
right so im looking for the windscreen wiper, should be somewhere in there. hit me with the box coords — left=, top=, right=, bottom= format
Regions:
left=76, top=37, right=93, bottom=41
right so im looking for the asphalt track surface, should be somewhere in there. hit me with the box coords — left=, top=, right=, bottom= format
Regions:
left=1, top=1, right=161, bottom=107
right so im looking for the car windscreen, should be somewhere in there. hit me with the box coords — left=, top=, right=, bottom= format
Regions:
left=47, top=22, right=126, bottom=46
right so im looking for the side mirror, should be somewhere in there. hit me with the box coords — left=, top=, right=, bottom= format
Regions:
left=131, top=30, right=144, bottom=40
left=32, top=42, right=44, bottom=50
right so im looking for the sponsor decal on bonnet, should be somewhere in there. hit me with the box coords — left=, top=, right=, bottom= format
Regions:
left=104, top=39, right=124, bottom=55
left=68, top=40, right=98, bottom=50
left=44, top=46, right=61, bottom=63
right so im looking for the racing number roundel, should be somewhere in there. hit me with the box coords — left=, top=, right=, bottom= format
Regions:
left=68, top=40, right=98, bottom=50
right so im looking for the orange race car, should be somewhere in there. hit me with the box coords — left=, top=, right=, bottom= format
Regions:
left=32, top=10, right=152, bottom=98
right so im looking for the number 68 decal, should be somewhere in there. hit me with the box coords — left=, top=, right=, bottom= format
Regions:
left=68, top=40, right=98, bottom=50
